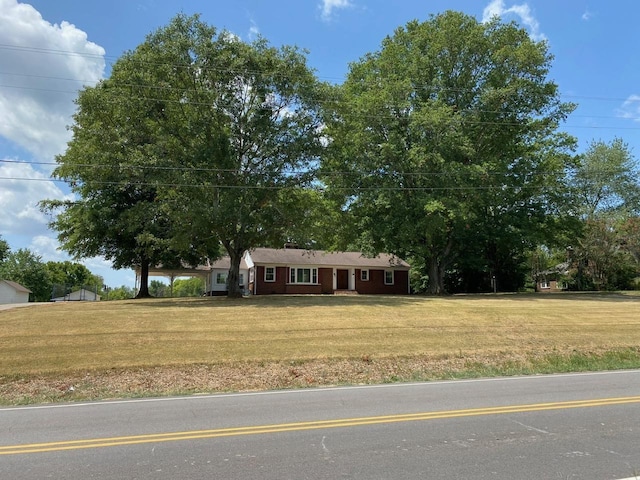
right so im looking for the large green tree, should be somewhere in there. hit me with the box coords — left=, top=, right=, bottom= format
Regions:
left=45, top=261, right=103, bottom=297
left=113, top=14, right=325, bottom=297
left=565, top=138, right=640, bottom=289
left=570, top=138, right=640, bottom=219
left=41, top=18, right=223, bottom=298
left=322, top=11, right=576, bottom=293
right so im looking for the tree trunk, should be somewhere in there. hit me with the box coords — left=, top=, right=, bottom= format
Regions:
left=226, top=247, right=244, bottom=298
left=136, top=258, right=152, bottom=298
left=426, top=257, right=445, bottom=295
left=426, top=237, right=453, bottom=295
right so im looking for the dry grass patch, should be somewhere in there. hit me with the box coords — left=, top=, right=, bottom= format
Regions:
left=1, top=293, right=639, bottom=404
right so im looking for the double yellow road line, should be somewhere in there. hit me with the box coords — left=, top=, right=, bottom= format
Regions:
left=2, top=395, right=640, bottom=455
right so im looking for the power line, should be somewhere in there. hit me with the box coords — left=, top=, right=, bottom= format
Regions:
left=3, top=82, right=639, bottom=129
left=0, top=175, right=568, bottom=192
left=0, top=43, right=106, bottom=60
left=2, top=73, right=639, bottom=106
left=1, top=41, right=639, bottom=104
left=0, top=158, right=585, bottom=181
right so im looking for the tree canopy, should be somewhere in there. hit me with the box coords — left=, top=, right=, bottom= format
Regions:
left=563, top=139, right=640, bottom=290
left=0, top=236, right=9, bottom=264
left=43, top=14, right=325, bottom=298
left=570, top=138, right=640, bottom=219
left=321, top=11, right=576, bottom=293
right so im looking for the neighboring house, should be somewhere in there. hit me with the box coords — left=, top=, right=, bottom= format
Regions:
left=205, top=256, right=250, bottom=296
left=52, top=288, right=101, bottom=302
left=536, top=262, right=569, bottom=293
left=0, top=280, right=32, bottom=304
left=245, top=247, right=410, bottom=295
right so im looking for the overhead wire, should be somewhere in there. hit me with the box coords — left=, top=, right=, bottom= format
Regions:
left=0, top=42, right=638, bottom=102
left=0, top=158, right=580, bottom=178
left=1, top=42, right=637, bottom=191
left=0, top=174, right=566, bottom=192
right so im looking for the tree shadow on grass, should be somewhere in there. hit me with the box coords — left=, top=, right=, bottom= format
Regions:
left=121, top=291, right=640, bottom=309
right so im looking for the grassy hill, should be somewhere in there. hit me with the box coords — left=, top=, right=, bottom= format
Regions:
left=1, top=293, right=639, bottom=404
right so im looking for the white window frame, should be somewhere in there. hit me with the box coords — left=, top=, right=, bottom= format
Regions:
left=360, top=269, right=369, bottom=281
left=540, top=279, right=550, bottom=289
left=216, top=272, right=228, bottom=285
left=289, top=267, right=318, bottom=285
left=384, top=270, right=394, bottom=285
left=264, top=266, right=276, bottom=282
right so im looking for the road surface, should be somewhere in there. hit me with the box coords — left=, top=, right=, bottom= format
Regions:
left=1, top=370, right=639, bottom=479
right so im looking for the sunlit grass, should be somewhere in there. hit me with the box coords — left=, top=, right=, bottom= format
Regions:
left=1, top=292, right=639, bottom=376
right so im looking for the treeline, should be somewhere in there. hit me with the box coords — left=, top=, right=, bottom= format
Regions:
left=40, top=12, right=640, bottom=296
left=0, top=239, right=106, bottom=301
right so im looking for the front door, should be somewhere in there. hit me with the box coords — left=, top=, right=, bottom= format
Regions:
left=336, top=269, right=349, bottom=290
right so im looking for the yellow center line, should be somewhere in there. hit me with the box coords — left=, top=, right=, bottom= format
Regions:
left=2, top=395, right=640, bottom=455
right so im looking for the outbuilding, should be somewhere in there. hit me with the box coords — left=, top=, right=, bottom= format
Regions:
left=0, top=280, right=32, bottom=304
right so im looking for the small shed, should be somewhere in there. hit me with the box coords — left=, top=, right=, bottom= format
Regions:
left=52, top=288, right=101, bottom=302
left=0, top=280, right=32, bottom=304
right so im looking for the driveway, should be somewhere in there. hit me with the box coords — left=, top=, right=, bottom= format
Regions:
left=0, top=302, right=51, bottom=311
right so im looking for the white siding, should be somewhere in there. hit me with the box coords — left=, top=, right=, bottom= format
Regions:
left=0, top=282, right=30, bottom=304
left=209, top=269, right=249, bottom=293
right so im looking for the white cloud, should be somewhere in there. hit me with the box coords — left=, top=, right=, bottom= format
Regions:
left=29, top=234, right=68, bottom=261
left=248, top=19, right=260, bottom=41
left=616, top=94, right=640, bottom=122
left=0, top=162, right=71, bottom=235
left=581, top=10, right=594, bottom=21
left=482, top=0, right=546, bottom=42
left=320, top=0, right=353, bottom=21
left=0, top=0, right=106, bottom=161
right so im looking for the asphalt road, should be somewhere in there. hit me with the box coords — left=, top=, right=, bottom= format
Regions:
left=1, top=371, right=639, bottom=479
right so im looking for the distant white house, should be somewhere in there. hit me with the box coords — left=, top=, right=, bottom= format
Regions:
left=206, top=256, right=250, bottom=296
left=0, top=280, right=32, bottom=304
left=52, top=288, right=101, bottom=302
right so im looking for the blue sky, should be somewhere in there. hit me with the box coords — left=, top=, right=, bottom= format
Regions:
left=1, top=0, right=639, bottom=288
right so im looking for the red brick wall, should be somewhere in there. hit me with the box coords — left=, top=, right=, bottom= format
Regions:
left=355, top=269, right=408, bottom=294
left=254, top=266, right=332, bottom=295
left=254, top=265, right=408, bottom=295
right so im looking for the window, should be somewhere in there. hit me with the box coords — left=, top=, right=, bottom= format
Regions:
left=216, top=272, right=228, bottom=285
left=384, top=270, right=394, bottom=285
left=360, top=269, right=369, bottom=281
left=264, top=267, right=275, bottom=282
left=540, top=279, right=550, bottom=289
left=289, top=267, right=318, bottom=284
left=239, top=273, right=244, bottom=285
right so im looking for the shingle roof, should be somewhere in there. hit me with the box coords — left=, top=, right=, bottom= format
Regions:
left=1, top=280, right=32, bottom=293
left=210, top=256, right=249, bottom=270
left=247, top=248, right=410, bottom=269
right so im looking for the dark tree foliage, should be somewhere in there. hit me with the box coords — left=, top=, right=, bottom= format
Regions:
left=322, top=11, right=576, bottom=293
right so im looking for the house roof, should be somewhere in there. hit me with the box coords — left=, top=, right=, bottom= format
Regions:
left=1, top=280, right=32, bottom=293
left=210, top=256, right=249, bottom=270
left=247, top=248, right=410, bottom=269
left=145, top=257, right=249, bottom=277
